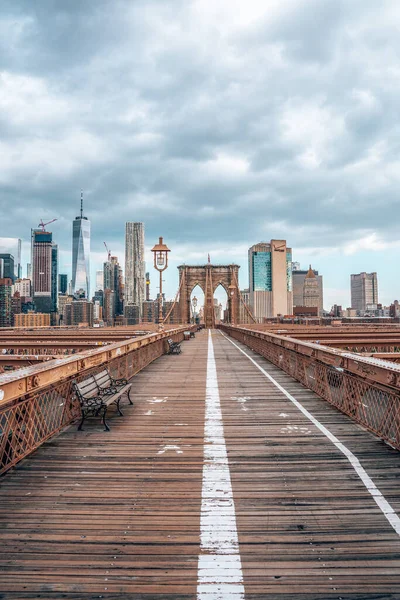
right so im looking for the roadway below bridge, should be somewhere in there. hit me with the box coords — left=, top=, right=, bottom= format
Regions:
left=0, top=330, right=400, bottom=598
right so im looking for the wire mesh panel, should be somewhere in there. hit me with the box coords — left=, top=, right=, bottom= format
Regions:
left=222, top=326, right=400, bottom=450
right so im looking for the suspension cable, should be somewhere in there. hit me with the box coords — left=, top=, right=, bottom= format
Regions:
left=163, top=269, right=185, bottom=324
left=232, top=269, right=257, bottom=323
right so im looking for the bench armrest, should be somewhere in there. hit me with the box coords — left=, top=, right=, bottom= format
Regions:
left=112, top=377, right=128, bottom=386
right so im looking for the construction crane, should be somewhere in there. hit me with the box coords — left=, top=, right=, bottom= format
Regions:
left=38, top=218, right=57, bottom=232
left=104, top=242, right=111, bottom=261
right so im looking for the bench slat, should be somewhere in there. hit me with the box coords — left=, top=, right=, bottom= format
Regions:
left=75, top=377, right=99, bottom=398
left=94, top=371, right=113, bottom=387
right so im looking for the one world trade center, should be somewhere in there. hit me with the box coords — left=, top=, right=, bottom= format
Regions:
left=72, top=192, right=90, bottom=298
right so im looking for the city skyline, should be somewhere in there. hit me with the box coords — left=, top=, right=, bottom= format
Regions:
left=1, top=1, right=400, bottom=308
left=0, top=225, right=398, bottom=311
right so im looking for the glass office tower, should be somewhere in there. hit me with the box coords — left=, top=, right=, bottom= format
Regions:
left=72, top=193, right=91, bottom=298
left=248, top=240, right=293, bottom=320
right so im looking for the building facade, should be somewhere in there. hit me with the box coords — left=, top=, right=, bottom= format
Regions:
left=14, top=278, right=31, bottom=297
left=58, top=294, right=73, bottom=323
left=104, top=256, right=123, bottom=318
left=103, top=288, right=116, bottom=326
left=351, top=272, right=378, bottom=314
left=303, top=266, right=321, bottom=311
left=248, top=240, right=293, bottom=320
left=72, top=194, right=91, bottom=299
left=14, top=312, right=51, bottom=328
left=0, top=254, right=15, bottom=282
left=142, top=300, right=156, bottom=323
left=11, top=292, right=22, bottom=325
left=124, top=304, right=140, bottom=325
left=64, top=300, right=93, bottom=327
left=32, top=230, right=53, bottom=313
left=125, top=222, right=145, bottom=318
left=58, top=274, right=68, bottom=295
left=95, top=270, right=103, bottom=291
left=0, top=278, right=12, bottom=327
left=239, top=288, right=254, bottom=324
left=51, top=243, right=58, bottom=312
left=293, top=267, right=324, bottom=316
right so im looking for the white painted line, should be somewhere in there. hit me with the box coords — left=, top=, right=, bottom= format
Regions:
left=197, top=331, right=245, bottom=600
left=220, top=331, right=400, bottom=537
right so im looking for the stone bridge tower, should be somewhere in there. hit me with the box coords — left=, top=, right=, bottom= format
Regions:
left=178, top=264, right=240, bottom=327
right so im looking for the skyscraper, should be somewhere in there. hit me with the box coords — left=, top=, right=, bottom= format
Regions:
left=303, top=266, right=321, bottom=312
left=103, top=256, right=123, bottom=321
left=0, top=278, right=12, bottom=327
left=125, top=222, right=145, bottom=318
left=72, top=192, right=91, bottom=299
left=0, top=238, right=21, bottom=278
left=51, top=244, right=58, bottom=312
left=32, top=230, right=53, bottom=313
left=0, top=254, right=15, bottom=282
left=16, top=238, right=22, bottom=279
left=293, top=267, right=324, bottom=315
left=248, top=240, right=293, bottom=320
left=58, top=274, right=68, bottom=295
left=95, top=270, right=104, bottom=291
left=351, top=272, right=378, bottom=314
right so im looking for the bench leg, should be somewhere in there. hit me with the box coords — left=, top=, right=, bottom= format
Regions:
left=78, top=411, right=86, bottom=431
left=127, top=388, right=133, bottom=405
left=116, top=397, right=124, bottom=417
left=102, top=407, right=111, bottom=432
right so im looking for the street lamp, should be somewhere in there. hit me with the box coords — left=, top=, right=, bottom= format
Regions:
left=228, top=283, right=236, bottom=324
left=192, top=296, right=198, bottom=323
left=151, top=237, right=170, bottom=328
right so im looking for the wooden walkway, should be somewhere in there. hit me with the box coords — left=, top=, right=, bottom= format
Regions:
left=0, top=329, right=400, bottom=598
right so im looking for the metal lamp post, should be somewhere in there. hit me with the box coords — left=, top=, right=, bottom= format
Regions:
left=228, top=283, right=236, bottom=324
left=151, top=237, right=170, bottom=328
left=192, top=296, right=198, bottom=323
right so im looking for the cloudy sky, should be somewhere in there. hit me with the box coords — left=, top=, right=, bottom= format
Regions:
left=0, top=0, right=399, bottom=309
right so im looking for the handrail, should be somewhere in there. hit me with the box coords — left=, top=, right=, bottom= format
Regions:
left=219, top=324, right=400, bottom=450
left=220, top=324, right=400, bottom=390
left=0, top=326, right=190, bottom=407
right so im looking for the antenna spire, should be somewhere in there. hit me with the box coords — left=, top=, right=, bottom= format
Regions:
left=80, top=190, right=83, bottom=218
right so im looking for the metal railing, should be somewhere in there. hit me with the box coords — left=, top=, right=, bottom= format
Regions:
left=220, top=325, right=400, bottom=450
left=0, top=326, right=191, bottom=475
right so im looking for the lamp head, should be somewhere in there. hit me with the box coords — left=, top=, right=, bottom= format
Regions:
left=151, top=237, right=170, bottom=272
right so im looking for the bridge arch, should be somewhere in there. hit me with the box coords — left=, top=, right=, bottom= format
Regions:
left=178, top=264, right=240, bottom=327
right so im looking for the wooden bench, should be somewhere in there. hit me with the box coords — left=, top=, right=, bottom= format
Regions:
left=73, top=368, right=133, bottom=431
left=167, top=338, right=181, bottom=354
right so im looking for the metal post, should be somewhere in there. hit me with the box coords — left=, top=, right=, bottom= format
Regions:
left=159, top=270, right=163, bottom=325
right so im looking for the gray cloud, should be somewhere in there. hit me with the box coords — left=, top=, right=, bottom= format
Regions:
left=1, top=0, right=400, bottom=305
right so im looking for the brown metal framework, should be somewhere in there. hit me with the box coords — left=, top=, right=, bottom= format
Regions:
left=220, top=324, right=400, bottom=450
